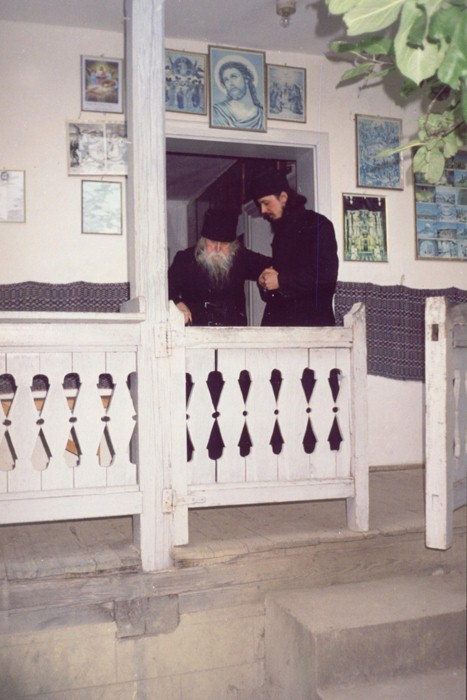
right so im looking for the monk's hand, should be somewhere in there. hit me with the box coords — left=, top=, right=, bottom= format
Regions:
left=261, top=267, right=280, bottom=291
left=176, top=302, right=192, bottom=325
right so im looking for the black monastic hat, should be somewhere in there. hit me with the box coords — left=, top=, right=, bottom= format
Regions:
left=200, top=208, right=239, bottom=242
left=249, top=170, right=291, bottom=202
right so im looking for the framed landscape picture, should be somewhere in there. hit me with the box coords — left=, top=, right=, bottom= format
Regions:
left=356, top=114, right=403, bottom=190
left=209, top=45, right=266, bottom=133
left=267, top=64, right=306, bottom=123
left=81, top=56, right=123, bottom=113
left=82, top=180, right=122, bottom=235
left=343, top=193, right=388, bottom=262
left=414, top=150, right=467, bottom=260
left=165, top=49, right=207, bottom=115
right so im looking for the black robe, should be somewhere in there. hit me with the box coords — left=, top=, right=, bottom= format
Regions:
left=261, top=205, right=339, bottom=327
left=169, top=244, right=272, bottom=326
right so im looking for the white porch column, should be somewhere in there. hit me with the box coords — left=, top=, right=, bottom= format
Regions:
left=125, top=0, right=173, bottom=570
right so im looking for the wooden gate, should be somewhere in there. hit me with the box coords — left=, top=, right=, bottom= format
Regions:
left=425, top=297, right=467, bottom=550
left=165, top=302, right=368, bottom=545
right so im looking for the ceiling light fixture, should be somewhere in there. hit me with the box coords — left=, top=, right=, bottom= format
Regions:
left=276, top=0, right=296, bottom=28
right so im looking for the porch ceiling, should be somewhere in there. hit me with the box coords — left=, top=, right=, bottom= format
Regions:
left=0, top=0, right=345, bottom=57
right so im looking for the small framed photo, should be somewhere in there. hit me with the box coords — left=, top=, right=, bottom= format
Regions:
left=267, top=65, right=306, bottom=123
left=81, top=56, right=123, bottom=113
left=415, top=150, right=467, bottom=260
left=356, top=114, right=403, bottom=190
left=0, top=170, right=25, bottom=223
left=67, top=121, right=128, bottom=176
left=209, top=45, right=266, bottom=132
left=82, top=180, right=122, bottom=235
left=165, top=49, right=207, bottom=115
left=343, top=193, right=388, bottom=262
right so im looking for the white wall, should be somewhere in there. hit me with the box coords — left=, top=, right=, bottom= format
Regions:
left=1, top=20, right=464, bottom=467
left=0, top=20, right=126, bottom=283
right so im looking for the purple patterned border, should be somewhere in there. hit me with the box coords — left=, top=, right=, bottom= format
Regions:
left=335, top=282, right=467, bottom=381
left=0, top=281, right=466, bottom=382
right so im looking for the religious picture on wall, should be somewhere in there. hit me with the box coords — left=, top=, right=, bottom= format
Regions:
left=68, top=121, right=128, bottom=176
left=356, top=115, right=403, bottom=190
left=343, top=194, right=388, bottom=262
left=414, top=150, right=467, bottom=260
left=81, top=56, right=123, bottom=113
left=0, top=170, right=25, bottom=223
left=82, top=180, right=122, bottom=235
left=267, top=65, right=306, bottom=123
left=165, top=49, right=207, bottom=115
left=209, top=45, right=266, bottom=132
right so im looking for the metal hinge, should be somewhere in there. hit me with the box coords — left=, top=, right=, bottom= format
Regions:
left=162, top=489, right=206, bottom=513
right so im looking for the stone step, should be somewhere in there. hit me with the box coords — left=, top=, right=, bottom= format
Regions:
left=317, top=667, right=466, bottom=700
left=264, top=572, right=466, bottom=700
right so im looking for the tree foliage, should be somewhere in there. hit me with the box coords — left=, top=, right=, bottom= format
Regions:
left=325, top=0, right=467, bottom=183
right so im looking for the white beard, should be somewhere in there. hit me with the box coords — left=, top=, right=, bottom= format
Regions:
left=196, top=239, right=238, bottom=286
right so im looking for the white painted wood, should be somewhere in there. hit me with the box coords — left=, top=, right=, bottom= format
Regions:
left=216, top=348, right=248, bottom=484
left=187, top=478, right=354, bottom=508
left=125, top=0, right=175, bottom=570
left=0, top=353, right=11, bottom=493
left=426, top=298, right=467, bottom=550
left=0, top=490, right=142, bottom=524
left=104, top=351, right=138, bottom=486
left=243, top=348, right=280, bottom=481
left=335, top=346, right=352, bottom=479
left=182, top=325, right=352, bottom=350
left=345, top=302, right=369, bottom=531
left=275, top=348, right=311, bottom=481
left=167, top=304, right=191, bottom=545
left=308, top=347, right=337, bottom=478
left=38, top=353, right=75, bottom=491
left=170, top=304, right=369, bottom=540
left=5, top=353, right=42, bottom=493
left=0, top=317, right=142, bottom=350
left=69, top=353, right=107, bottom=489
left=186, top=348, right=218, bottom=485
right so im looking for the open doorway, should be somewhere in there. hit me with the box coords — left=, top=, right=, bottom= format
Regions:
left=165, top=136, right=318, bottom=325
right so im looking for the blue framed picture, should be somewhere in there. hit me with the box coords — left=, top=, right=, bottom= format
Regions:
left=356, top=114, right=403, bottom=190
left=208, top=45, right=266, bottom=133
left=165, top=50, right=207, bottom=115
left=267, top=64, right=306, bottom=123
left=414, top=150, right=467, bottom=260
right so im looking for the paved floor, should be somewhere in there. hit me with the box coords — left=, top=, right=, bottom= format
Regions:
left=0, top=468, right=465, bottom=581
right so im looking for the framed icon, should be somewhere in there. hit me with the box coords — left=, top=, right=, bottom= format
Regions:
left=209, top=45, right=266, bottom=133
left=356, top=114, right=403, bottom=190
left=343, top=193, right=388, bottom=262
left=267, top=64, right=306, bottom=123
left=165, top=49, right=207, bottom=115
left=81, top=56, right=123, bottom=113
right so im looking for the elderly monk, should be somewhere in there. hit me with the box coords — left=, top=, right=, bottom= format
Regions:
left=168, top=208, right=272, bottom=326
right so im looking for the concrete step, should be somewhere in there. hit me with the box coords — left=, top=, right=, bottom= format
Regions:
left=317, top=667, right=466, bottom=700
left=264, top=571, right=466, bottom=700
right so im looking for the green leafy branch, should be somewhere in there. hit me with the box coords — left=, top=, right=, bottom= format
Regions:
left=325, top=0, right=467, bottom=182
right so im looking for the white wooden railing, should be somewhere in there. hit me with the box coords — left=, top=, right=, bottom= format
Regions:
left=0, top=302, right=369, bottom=565
left=166, top=302, right=368, bottom=545
left=0, top=310, right=144, bottom=524
left=425, top=297, right=467, bottom=550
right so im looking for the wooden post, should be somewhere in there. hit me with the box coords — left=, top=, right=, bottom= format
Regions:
left=345, top=302, right=369, bottom=531
left=425, top=297, right=452, bottom=550
left=125, top=0, right=174, bottom=570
